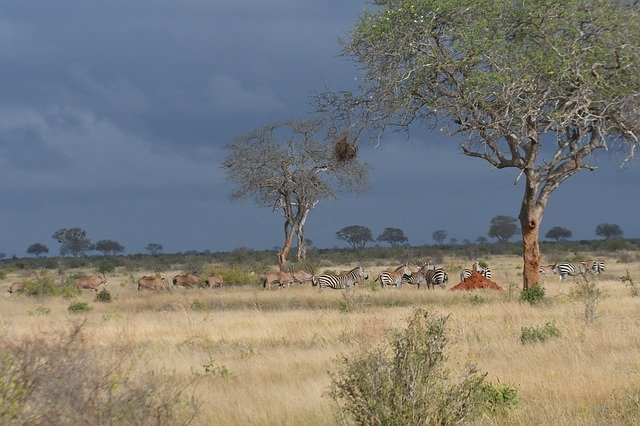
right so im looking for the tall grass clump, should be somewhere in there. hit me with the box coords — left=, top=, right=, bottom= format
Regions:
left=520, top=285, right=546, bottom=305
left=327, top=309, right=517, bottom=424
left=0, top=323, right=200, bottom=425
left=520, top=322, right=562, bottom=345
left=570, top=274, right=606, bottom=325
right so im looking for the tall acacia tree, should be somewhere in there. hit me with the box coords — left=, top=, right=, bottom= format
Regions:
left=316, top=0, right=640, bottom=288
left=223, top=118, right=370, bottom=270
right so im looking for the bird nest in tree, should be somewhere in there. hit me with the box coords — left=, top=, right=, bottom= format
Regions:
left=334, top=135, right=358, bottom=163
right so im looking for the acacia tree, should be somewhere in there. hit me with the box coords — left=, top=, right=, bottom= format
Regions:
left=336, top=225, right=374, bottom=250
left=94, top=240, right=125, bottom=256
left=432, top=230, right=447, bottom=246
left=26, top=243, right=49, bottom=258
left=316, top=0, right=640, bottom=288
left=595, top=223, right=623, bottom=239
left=52, top=227, right=93, bottom=258
left=488, top=215, right=519, bottom=243
left=145, top=243, right=163, bottom=255
left=545, top=226, right=572, bottom=242
left=377, top=227, right=408, bottom=247
left=223, top=118, right=370, bottom=269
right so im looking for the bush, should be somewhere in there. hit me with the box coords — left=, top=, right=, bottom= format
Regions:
left=520, top=285, right=546, bottom=305
left=202, top=265, right=259, bottom=286
left=67, top=301, right=93, bottom=313
left=327, top=309, right=517, bottom=424
left=520, top=322, right=562, bottom=344
left=0, top=323, right=200, bottom=424
left=22, top=272, right=81, bottom=298
left=95, top=289, right=112, bottom=303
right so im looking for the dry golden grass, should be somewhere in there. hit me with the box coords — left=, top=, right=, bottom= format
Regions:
left=2, top=255, right=640, bottom=424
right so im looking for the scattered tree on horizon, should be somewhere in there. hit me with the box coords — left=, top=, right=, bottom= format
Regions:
left=26, top=243, right=49, bottom=258
left=432, top=230, right=448, bottom=246
left=94, top=240, right=125, bottom=256
left=52, top=227, right=93, bottom=258
left=595, top=223, right=624, bottom=239
left=488, top=216, right=519, bottom=244
left=336, top=225, right=374, bottom=250
left=223, top=118, right=370, bottom=270
left=545, top=226, right=573, bottom=242
left=316, top=0, right=640, bottom=289
left=476, top=236, right=488, bottom=245
left=145, top=243, right=164, bottom=255
left=377, top=227, right=409, bottom=247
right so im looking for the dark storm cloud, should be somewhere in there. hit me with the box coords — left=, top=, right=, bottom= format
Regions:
left=0, top=1, right=638, bottom=256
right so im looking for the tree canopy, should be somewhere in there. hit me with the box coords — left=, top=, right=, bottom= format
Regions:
left=336, top=225, right=374, bottom=250
left=26, top=243, right=49, bottom=258
left=94, top=240, right=125, bottom=256
left=52, top=228, right=92, bottom=258
left=595, top=223, right=623, bottom=239
left=223, top=118, right=370, bottom=268
left=316, top=0, right=640, bottom=288
left=545, top=226, right=572, bottom=242
left=488, top=216, right=519, bottom=243
left=377, top=227, right=408, bottom=247
left=432, top=230, right=448, bottom=245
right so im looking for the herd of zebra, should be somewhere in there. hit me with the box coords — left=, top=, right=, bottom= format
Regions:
left=543, top=260, right=606, bottom=281
left=311, top=259, right=606, bottom=291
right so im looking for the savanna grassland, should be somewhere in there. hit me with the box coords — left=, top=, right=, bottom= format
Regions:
left=2, top=254, right=640, bottom=425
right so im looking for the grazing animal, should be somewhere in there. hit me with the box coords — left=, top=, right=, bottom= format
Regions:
left=8, top=282, right=23, bottom=294
left=138, top=275, right=168, bottom=291
left=473, top=261, right=492, bottom=280
left=539, top=265, right=552, bottom=276
left=205, top=275, right=224, bottom=288
left=290, top=270, right=315, bottom=285
left=461, top=262, right=490, bottom=282
left=172, top=274, right=202, bottom=288
left=586, top=260, right=605, bottom=275
left=261, top=271, right=294, bottom=290
left=76, top=275, right=106, bottom=291
left=315, top=266, right=368, bottom=291
left=402, top=263, right=435, bottom=289
left=551, top=262, right=587, bottom=281
left=425, top=268, right=448, bottom=289
left=376, top=264, right=412, bottom=289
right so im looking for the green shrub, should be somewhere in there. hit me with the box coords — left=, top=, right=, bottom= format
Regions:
left=520, top=285, right=546, bottom=305
left=95, top=289, right=112, bottom=303
left=191, top=299, right=206, bottom=311
left=467, top=294, right=487, bottom=306
left=520, top=322, right=562, bottom=344
left=22, top=272, right=81, bottom=298
left=67, top=301, right=93, bottom=313
left=328, top=309, right=517, bottom=424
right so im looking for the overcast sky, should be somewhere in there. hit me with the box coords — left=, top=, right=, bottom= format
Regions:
left=1, top=1, right=638, bottom=257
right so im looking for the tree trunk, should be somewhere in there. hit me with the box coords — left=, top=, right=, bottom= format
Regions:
left=296, top=209, right=310, bottom=261
left=519, top=178, right=543, bottom=290
left=278, top=219, right=296, bottom=271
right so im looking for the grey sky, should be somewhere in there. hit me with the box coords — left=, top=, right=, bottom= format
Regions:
left=1, top=2, right=638, bottom=256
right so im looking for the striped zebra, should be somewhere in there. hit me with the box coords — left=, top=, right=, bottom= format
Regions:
left=460, top=262, right=490, bottom=281
left=473, top=261, right=492, bottom=280
left=315, top=266, right=369, bottom=291
left=402, top=263, right=435, bottom=289
left=539, top=265, right=551, bottom=276
left=586, top=260, right=605, bottom=275
left=551, top=262, right=587, bottom=281
left=376, top=264, right=412, bottom=289
left=425, top=268, right=448, bottom=289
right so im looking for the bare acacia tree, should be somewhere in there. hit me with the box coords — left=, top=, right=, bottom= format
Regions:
left=222, top=118, right=370, bottom=270
left=316, top=0, right=640, bottom=288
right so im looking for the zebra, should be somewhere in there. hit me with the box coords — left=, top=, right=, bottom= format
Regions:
left=375, top=264, right=412, bottom=289
left=586, top=260, right=605, bottom=275
left=315, top=266, right=369, bottom=291
left=473, top=261, right=492, bottom=280
left=551, top=262, right=587, bottom=281
left=425, top=268, right=448, bottom=289
left=539, top=265, right=551, bottom=276
left=402, top=263, right=435, bottom=289
left=460, top=262, right=490, bottom=282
